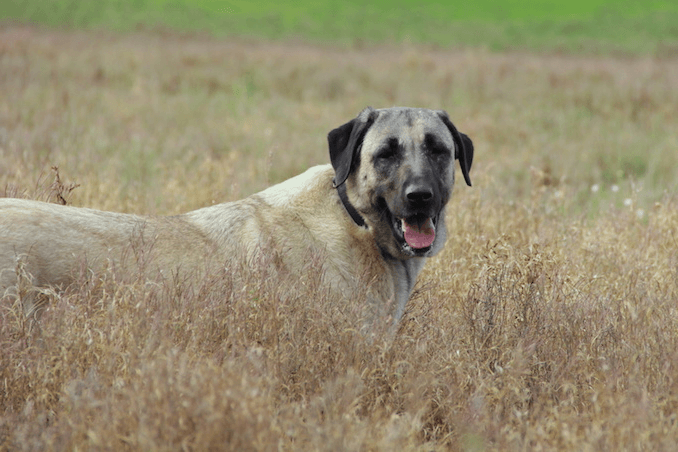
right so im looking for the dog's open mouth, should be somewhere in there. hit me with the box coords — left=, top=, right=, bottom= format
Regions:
left=375, top=198, right=438, bottom=256
left=394, top=214, right=436, bottom=252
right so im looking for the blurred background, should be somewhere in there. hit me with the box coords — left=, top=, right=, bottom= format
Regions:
left=3, top=0, right=678, bottom=54
left=2, top=1, right=676, bottom=217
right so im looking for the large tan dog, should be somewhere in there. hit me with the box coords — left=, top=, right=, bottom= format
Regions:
left=0, top=106, right=473, bottom=321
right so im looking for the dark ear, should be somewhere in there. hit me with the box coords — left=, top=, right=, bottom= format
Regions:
left=459, top=132, right=474, bottom=185
left=328, top=106, right=378, bottom=187
left=436, top=110, right=473, bottom=187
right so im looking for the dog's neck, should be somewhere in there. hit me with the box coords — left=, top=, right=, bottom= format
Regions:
left=335, top=183, right=366, bottom=228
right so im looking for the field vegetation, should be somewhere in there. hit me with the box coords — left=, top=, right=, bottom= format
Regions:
left=3, top=0, right=678, bottom=55
left=1, top=22, right=678, bottom=450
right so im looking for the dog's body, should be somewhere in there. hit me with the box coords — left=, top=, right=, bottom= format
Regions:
left=1, top=107, right=473, bottom=321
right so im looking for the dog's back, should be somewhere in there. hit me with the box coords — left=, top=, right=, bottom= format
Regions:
left=0, top=198, right=213, bottom=296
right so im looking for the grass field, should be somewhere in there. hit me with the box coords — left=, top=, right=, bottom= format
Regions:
left=2, top=19, right=678, bottom=452
left=3, top=0, right=678, bottom=55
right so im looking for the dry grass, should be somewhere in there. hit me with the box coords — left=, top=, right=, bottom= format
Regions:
left=2, top=26, right=678, bottom=450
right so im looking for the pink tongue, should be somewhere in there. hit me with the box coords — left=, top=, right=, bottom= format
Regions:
left=403, top=217, right=435, bottom=249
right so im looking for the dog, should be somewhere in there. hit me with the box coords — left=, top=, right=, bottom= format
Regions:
left=0, top=106, right=473, bottom=321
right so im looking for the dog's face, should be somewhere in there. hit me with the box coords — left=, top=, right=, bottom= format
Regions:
left=329, top=107, right=474, bottom=260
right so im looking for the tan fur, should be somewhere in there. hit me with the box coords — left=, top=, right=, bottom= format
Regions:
left=0, top=107, right=473, bottom=322
left=0, top=166, right=393, bottom=316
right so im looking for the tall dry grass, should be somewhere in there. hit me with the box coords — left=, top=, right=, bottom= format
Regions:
left=1, top=26, right=678, bottom=450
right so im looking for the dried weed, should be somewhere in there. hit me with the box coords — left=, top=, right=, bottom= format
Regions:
left=2, top=27, right=678, bottom=451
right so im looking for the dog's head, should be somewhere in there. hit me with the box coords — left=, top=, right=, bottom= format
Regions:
left=328, top=106, right=473, bottom=260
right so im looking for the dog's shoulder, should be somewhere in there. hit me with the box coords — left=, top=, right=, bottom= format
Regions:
left=256, top=164, right=333, bottom=208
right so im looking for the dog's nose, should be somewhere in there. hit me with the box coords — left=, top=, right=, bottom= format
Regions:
left=405, top=184, right=433, bottom=206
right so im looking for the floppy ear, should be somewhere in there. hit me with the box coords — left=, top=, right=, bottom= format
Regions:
left=328, top=106, right=378, bottom=187
left=436, top=110, right=473, bottom=187
left=458, top=132, right=474, bottom=185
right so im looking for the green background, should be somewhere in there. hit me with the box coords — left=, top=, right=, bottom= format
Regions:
left=2, top=0, right=678, bottom=54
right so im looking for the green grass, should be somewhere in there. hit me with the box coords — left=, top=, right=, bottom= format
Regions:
left=3, top=0, right=678, bottom=54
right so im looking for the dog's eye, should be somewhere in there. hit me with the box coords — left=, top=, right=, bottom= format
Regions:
left=375, top=147, right=396, bottom=160
left=425, top=134, right=451, bottom=158
left=429, top=145, right=450, bottom=157
left=375, top=138, right=399, bottom=161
